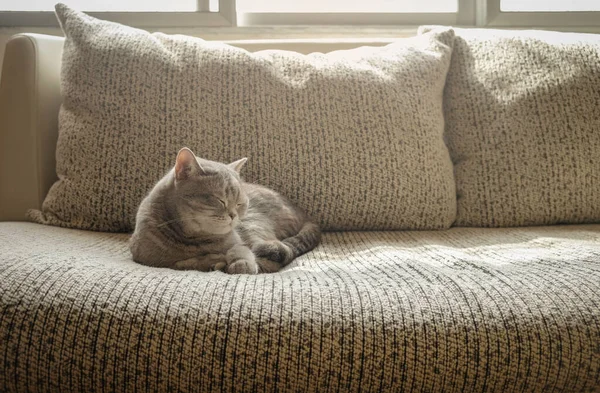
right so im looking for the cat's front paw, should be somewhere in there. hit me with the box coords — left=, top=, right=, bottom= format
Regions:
left=226, top=244, right=259, bottom=275
left=211, top=262, right=227, bottom=271
left=174, top=254, right=225, bottom=271
left=227, top=259, right=259, bottom=275
left=252, top=240, right=293, bottom=264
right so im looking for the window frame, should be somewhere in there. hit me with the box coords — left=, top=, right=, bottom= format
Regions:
left=239, top=0, right=475, bottom=25
left=0, top=0, right=236, bottom=27
left=0, top=0, right=599, bottom=30
left=478, top=0, right=600, bottom=27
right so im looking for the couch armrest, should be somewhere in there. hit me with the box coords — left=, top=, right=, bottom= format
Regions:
left=0, top=33, right=64, bottom=221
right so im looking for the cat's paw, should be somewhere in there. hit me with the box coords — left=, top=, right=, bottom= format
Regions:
left=226, top=244, right=259, bottom=275
left=211, top=262, right=227, bottom=272
left=174, top=254, right=225, bottom=271
left=256, top=257, right=281, bottom=273
left=227, top=259, right=259, bottom=275
left=252, top=240, right=293, bottom=264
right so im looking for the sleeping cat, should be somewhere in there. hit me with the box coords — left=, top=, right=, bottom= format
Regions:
left=129, top=147, right=321, bottom=274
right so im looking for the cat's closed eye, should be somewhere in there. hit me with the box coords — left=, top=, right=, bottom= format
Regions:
left=180, top=194, right=217, bottom=208
left=180, top=194, right=200, bottom=204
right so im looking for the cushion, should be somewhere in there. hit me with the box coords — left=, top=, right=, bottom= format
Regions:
left=420, top=26, right=600, bottom=227
left=1, top=222, right=600, bottom=391
left=28, top=4, right=457, bottom=232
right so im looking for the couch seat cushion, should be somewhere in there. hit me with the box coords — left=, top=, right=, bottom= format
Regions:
left=1, top=222, right=599, bottom=392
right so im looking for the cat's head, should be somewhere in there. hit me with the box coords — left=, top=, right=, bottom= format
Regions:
left=167, top=147, right=249, bottom=237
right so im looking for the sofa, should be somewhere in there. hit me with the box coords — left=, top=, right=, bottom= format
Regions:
left=0, top=6, right=599, bottom=392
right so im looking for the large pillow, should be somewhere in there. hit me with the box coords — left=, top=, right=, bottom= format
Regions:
left=420, top=26, right=600, bottom=227
left=29, top=4, right=457, bottom=232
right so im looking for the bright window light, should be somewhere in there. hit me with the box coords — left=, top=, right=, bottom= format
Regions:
left=237, top=0, right=458, bottom=13
left=501, top=0, right=600, bottom=12
left=1, top=0, right=221, bottom=12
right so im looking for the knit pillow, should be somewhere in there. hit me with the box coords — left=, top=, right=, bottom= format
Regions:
left=29, top=4, right=457, bottom=231
left=420, top=26, right=600, bottom=227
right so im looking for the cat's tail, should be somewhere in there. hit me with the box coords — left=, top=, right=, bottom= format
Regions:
left=253, top=221, right=321, bottom=273
left=282, top=221, right=321, bottom=263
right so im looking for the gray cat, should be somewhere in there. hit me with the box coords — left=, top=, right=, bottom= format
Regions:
left=129, top=147, right=321, bottom=274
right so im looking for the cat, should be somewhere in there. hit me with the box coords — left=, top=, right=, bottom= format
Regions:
left=129, top=147, right=321, bottom=274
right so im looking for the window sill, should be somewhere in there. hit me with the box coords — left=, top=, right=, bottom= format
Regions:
left=1, top=25, right=424, bottom=40
left=1, top=24, right=599, bottom=41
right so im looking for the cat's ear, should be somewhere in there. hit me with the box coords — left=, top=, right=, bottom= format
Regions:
left=228, top=158, right=248, bottom=173
left=175, top=147, right=203, bottom=181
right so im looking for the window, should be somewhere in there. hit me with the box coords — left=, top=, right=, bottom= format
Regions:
left=0, top=0, right=598, bottom=30
left=0, top=0, right=234, bottom=27
left=3, top=0, right=211, bottom=12
left=237, top=0, right=457, bottom=13
left=482, top=0, right=600, bottom=27
left=236, top=0, right=466, bottom=25
left=501, top=0, right=600, bottom=12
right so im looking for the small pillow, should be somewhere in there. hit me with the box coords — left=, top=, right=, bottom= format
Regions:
left=29, top=4, right=457, bottom=231
left=420, top=26, right=600, bottom=227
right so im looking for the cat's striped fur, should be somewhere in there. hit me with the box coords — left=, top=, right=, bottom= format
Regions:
left=129, top=148, right=321, bottom=274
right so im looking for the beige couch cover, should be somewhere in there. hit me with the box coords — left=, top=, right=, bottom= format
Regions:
left=0, top=33, right=599, bottom=392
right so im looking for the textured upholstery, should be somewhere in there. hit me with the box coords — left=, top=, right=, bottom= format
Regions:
left=421, top=27, right=600, bottom=227
left=3, top=12, right=600, bottom=393
left=29, top=5, right=457, bottom=232
left=1, top=222, right=599, bottom=392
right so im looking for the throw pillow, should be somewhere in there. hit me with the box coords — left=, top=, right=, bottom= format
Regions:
left=420, top=26, right=600, bottom=227
left=29, top=5, right=457, bottom=231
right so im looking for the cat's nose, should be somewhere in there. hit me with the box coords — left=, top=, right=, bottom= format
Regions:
left=229, top=212, right=236, bottom=220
